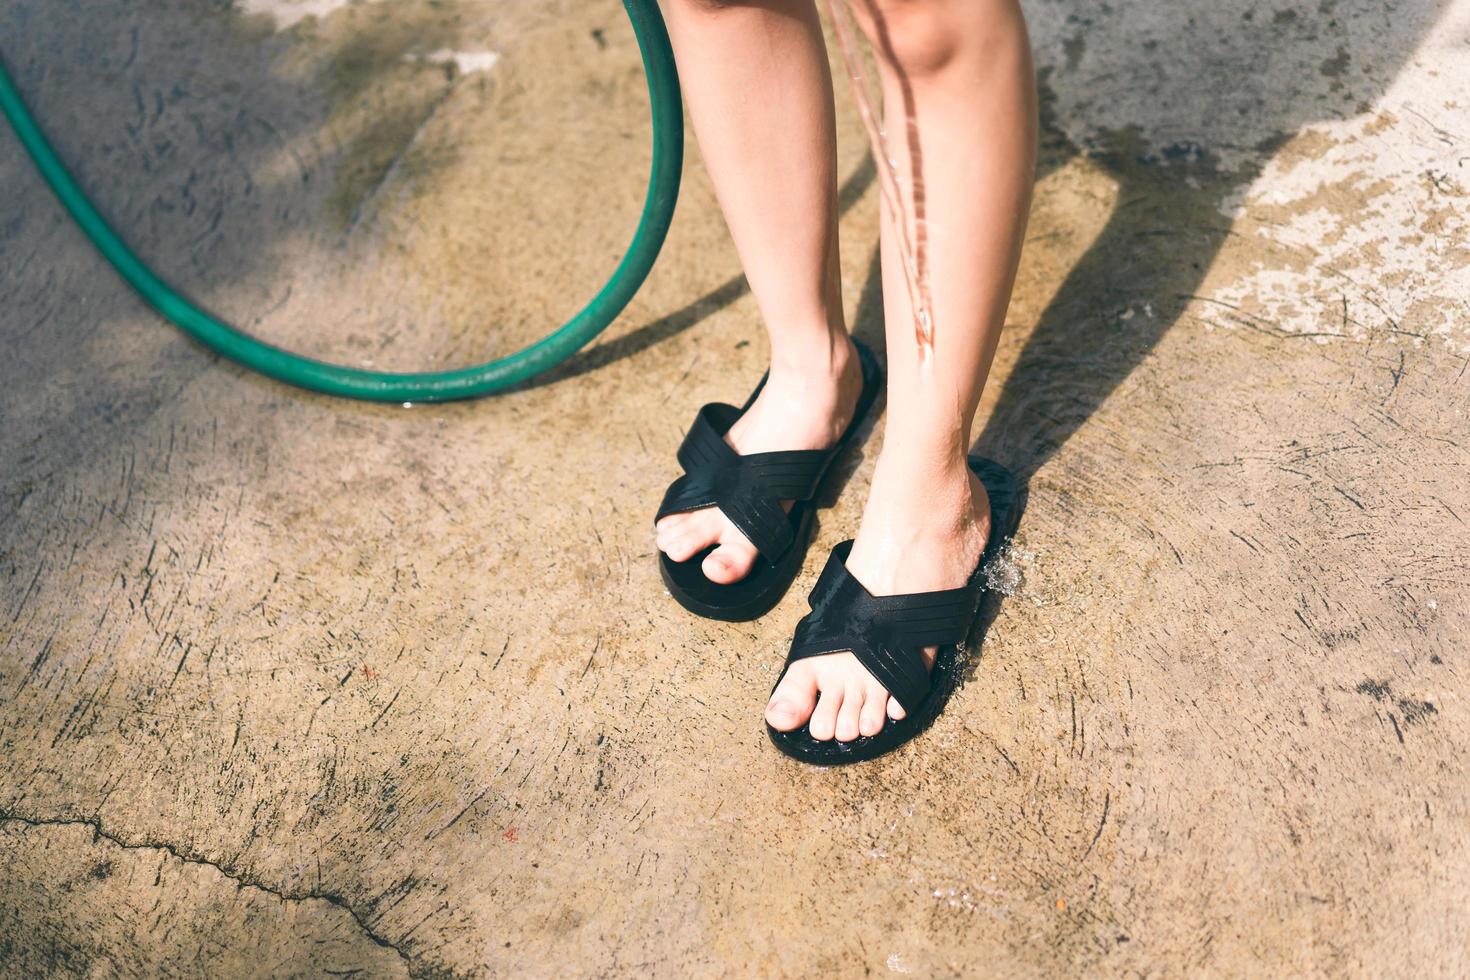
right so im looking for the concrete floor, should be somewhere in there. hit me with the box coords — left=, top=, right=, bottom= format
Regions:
left=2, top=0, right=1467, bottom=975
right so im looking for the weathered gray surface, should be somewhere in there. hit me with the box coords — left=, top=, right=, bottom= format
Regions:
left=1, top=0, right=1466, bottom=976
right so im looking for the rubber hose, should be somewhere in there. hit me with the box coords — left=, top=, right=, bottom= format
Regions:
left=0, top=0, right=682, bottom=402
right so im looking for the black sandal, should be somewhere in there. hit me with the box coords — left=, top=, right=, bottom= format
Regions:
left=766, top=456, right=1017, bottom=764
left=654, top=339, right=882, bottom=622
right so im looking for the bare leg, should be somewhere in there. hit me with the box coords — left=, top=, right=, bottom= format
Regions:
left=767, top=0, right=1037, bottom=740
left=654, top=0, right=863, bottom=584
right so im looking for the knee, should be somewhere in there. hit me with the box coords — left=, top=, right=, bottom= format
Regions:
left=857, top=0, right=1021, bottom=79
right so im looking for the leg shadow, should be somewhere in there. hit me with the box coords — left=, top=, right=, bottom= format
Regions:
left=523, top=154, right=877, bottom=389
left=974, top=84, right=1256, bottom=483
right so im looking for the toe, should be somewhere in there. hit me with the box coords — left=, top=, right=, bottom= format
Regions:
left=887, top=695, right=907, bottom=722
left=834, top=680, right=864, bottom=742
left=766, top=665, right=818, bottom=732
left=654, top=514, right=681, bottom=549
left=660, top=509, right=723, bottom=562
left=661, top=527, right=704, bottom=563
left=859, top=678, right=889, bottom=737
left=701, top=539, right=757, bottom=584
left=807, top=682, right=843, bottom=741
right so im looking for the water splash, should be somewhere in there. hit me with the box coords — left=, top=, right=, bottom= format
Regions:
left=825, top=0, right=934, bottom=358
left=984, top=538, right=1026, bottom=597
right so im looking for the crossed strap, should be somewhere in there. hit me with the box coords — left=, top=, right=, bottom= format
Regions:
left=787, top=540, right=984, bottom=714
left=655, top=399, right=834, bottom=561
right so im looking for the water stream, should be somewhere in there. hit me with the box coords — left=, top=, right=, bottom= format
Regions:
left=825, top=0, right=934, bottom=360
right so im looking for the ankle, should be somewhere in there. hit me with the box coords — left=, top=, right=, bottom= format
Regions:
left=767, top=325, right=856, bottom=385
left=850, top=454, right=990, bottom=591
left=731, top=330, right=861, bottom=451
left=867, top=450, right=986, bottom=528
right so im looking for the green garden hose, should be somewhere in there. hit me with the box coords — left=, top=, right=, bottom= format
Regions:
left=0, top=1, right=683, bottom=402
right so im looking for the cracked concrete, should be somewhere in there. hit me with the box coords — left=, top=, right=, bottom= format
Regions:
left=0, top=810, right=411, bottom=968
left=2, top=0, right=1468, bottom=976
left=0, top=815, right=410, bottom=976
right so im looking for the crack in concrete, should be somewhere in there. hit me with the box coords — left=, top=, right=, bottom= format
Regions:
left=0, top=808, right=415, bottom=974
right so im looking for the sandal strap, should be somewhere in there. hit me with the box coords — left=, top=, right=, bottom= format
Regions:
left=787, top=541, right=983, bottom=714
left=655, top=401, right=831, bottom=561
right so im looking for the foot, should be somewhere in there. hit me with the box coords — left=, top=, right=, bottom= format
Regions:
left=765, top=455, right=991, bottom=740
left=655, top=336, right=863, bottom=583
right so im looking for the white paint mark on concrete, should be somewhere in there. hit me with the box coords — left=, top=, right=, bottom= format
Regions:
left=1024, top=0, right=1470, bottom=350
left=236, top=0, right=395, bottom=30
left=419, top=49, right=501, bottom=76
left=1210, top=4, right=1470, bottom=352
